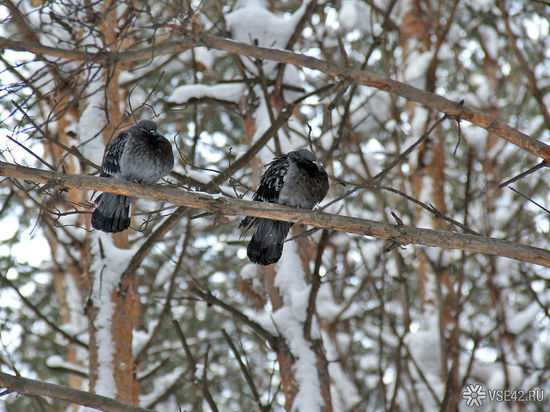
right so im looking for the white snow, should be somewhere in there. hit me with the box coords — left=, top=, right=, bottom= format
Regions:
left=46, top=355, right=88, bottom=376
left=241, top=263, right=257, bottom=280
left=462, top=124, right=488, bottom=154
left=271, top=305, right=323, bottom=412
left=152, top=260, right=173, bottom=288
left=62, top=273, right=89, bottom=366
left=88, top=232, right=140, bottom=398
left=138, top=367, right=185, bottom=406
left=339, top=0, right=378, bottom=35
left=132, top=329, right=151, bottom=356
left=118, top=55, right=174, bottom=85
left=275, top=243, right=308, bottom=306
left=478, top=25, right=499, bottom=60
left=186, top=169, right=213, bottom=184
left=316, top=283, right=361, bottom=322
left=410, top=106, right=430, bottom=139
left=462, top=0, right=492, bottom=11
left=486, top=362, right=524, bottom=389
left=77, top=75, right=106, bottom=164
left=226, top=0, right=309, bottom=76
left=404, top=49, right=434, bottom=89
left=179, top=47, right=225, bottom=71
left=272, top=242, right=323, bottom=412
left=168, top=83, right=245, bottom=104
left=407, top=315, right=441, bottom=374
left=470, top=73, right=492, bottom=104
left=507, top=302, right=541, bottom=335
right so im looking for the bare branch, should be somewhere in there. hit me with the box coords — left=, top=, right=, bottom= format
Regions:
left=221, top=329, right=267, bottom=411
left=1, top=161, right=549, bottom=266
left=0, top=372, right=152, bottom=412
left=172, top=320, right=219, bottom=412
left=190, top=286, right=280, bottom=349
left=303, top=229, right=330, bottom=340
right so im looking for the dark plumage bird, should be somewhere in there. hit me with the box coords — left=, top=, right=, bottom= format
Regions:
left=91, top=120, right=174, bottom=233
left=240, top=149, right=329, bottom=265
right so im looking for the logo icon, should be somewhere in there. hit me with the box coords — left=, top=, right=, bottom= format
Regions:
left=462, top=384, right=487, bottom=406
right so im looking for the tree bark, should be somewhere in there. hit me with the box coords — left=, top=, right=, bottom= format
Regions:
left=0, top=372, right=151, bottom=412
left=1, top=161, right=548, bottom=265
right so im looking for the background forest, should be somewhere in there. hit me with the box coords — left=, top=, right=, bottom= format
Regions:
left=1, top=0, right=550, bottom=411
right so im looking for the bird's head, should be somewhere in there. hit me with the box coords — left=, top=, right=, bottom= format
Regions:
left=136, top=119, right=159, bottom=136
left=289, top=149, right=318, bottom=163
left=136, top=119, right=167, bottom=142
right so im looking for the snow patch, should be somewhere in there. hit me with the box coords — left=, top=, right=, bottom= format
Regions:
left=88, top=232, right=140, bottom=398
left=507, top=302, right=541, bottom=335
left=226, top=0, right=309, bottom=77
left=168, top=83, right=245, bottom=104
left=78, top=76, right=106, bottom=164
left=273, top=242, right=323, bottom=411
left=339, top=0, right=378, bottom=34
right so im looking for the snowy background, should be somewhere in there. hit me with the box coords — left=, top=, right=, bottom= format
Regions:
left=1, top=0, right=549, bottom=411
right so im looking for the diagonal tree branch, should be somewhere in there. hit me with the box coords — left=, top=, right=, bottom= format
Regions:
left=0, top=372, right=152, bottom=412
left=1, top=33, right=549, bottom=161
left=1, top=161, right=549, bottom=266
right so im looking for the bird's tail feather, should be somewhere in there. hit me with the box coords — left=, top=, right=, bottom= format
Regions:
left=247, top=219, right=292, bottom=266
left=91, top=193, right=133, bottom=233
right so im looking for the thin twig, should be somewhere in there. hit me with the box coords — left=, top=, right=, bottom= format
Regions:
left=190, top=286, right=280, bottom=348
left=172, top=320, right=219, bottom=412
left=12, top=100, right=101, bottom=172
left=0, top=273, right=88, bottom=348
left=508, top=186, right=550, bottom=214
left=221, top=329, right=268, bottom=411
left=322, top=113, right=449, bottom=209
left=303, top=229, right=330, bottom=340
left=498, top=160, right=548, bottom=188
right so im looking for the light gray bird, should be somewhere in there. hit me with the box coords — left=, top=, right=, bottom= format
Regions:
left=91, top=120, right=174, bottom=233
left=240, top=149, right=329, bottom=265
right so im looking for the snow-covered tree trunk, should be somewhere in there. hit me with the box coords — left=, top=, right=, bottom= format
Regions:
left=83, top=3, right=139, bottom=403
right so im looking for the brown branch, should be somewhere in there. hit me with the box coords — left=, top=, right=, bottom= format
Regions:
left=120, top=206, right=188, bottom=280
left=220, top=329, right=267, bottom=411
left=1, top=34, right=549, bottom=160
left=0, top=372, right=152, bottom=412
left=172, top=320, right=219, bottom=412
left=303, top=229, right=330, bottom=340
left=189, top=286, right=280, bottom=349
left=1, top=161, right=550, bottom=266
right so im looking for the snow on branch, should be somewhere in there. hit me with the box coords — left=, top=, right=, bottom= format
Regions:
left=1, top=160, right=549, bottom=267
